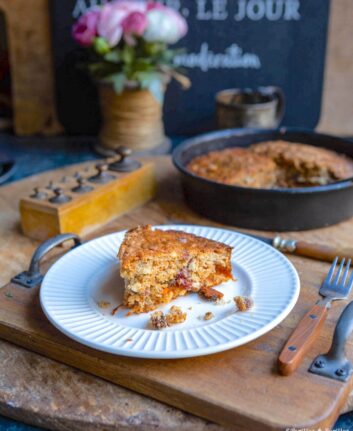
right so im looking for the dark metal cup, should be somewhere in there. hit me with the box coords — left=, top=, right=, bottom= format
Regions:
left=216, top=86, right=285, bottom=129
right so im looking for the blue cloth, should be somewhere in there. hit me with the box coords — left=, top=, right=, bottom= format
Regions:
left=0, top=134, right=352, bottom=431
left=0, top=417, right=44, bottom=430
left=0, top=135, right=187, bottom=185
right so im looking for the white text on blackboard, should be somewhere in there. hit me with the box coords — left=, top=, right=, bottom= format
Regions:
left=174, top=43, right=261, bottom=71
left=73, top=0, right=302, bottom=22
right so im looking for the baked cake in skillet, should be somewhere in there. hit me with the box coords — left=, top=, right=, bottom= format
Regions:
left=187, top=147, right=278, bottom=188
left=251, top=140, right=353, bottom=187
left=187, top=141, right=353, bottom=189
left=118, top=225, right=233, bottom=314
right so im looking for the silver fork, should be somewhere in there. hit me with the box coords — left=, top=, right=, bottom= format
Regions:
left=278, top=257, right=353, bottom=375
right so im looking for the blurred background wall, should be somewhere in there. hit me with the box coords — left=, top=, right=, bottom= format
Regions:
left=318, top=0, right=353, bottom=135
left=0, top=0, right=351, bottom=137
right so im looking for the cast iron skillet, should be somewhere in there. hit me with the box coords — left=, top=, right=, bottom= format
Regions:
left=172, top=128, right=353, bottom=231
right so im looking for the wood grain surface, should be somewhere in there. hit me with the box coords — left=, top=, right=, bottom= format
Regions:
left=295, top=240, right=353, bottom=263
left=2, top=157, right=353, bottom=430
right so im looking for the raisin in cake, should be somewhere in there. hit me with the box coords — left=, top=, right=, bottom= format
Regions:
left=118, top=225, right=233, bottom=314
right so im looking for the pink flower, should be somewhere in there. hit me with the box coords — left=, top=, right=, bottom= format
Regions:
left=122, top=11, right=148, bottom=39
left=146, top=1, right=164, bottom=11
left=72, top=9, right=100, bottom=47
left=97, top=1, right=147, bottom=47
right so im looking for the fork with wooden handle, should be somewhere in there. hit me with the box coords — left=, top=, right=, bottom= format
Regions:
left=278, top=257, right=353, bottom=376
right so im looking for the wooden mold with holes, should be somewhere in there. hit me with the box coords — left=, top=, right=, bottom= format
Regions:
left=20, top=158, right=156, bottom=241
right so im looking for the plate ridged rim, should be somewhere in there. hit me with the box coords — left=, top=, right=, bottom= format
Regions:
left=40, top=225, right=300, bottom=359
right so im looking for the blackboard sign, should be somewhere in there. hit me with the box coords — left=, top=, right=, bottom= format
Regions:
left=51, top=0, right=330, bottom=135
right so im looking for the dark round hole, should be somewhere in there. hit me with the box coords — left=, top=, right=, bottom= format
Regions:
left=288, top=345, right=297, bottom=351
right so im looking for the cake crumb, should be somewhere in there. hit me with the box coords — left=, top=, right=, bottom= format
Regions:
left=234, top=296, right=254, bottom=312
left=204, top=311, right=214, bottom=321
left=199, top=286, right=224, bottom=302
left=166, top=306, right=187, bottom=325
left=150, top=311, right=169, bottom=329
left=97, top=301, right=111, bottom=309
left=125, top=339, right=133, bottom=343
left=215, top=298, right=225, bottom=305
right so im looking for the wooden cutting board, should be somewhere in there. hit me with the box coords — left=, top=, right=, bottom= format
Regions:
left=1, top=156, right=353, bottom=430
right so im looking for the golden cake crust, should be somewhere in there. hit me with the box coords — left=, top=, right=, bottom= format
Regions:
left=251, top=140, right=353, bottom=186
left=186, top=141, right=353, bottom=189
left=118, top=225, right=232, bottom=272
left=118, top=225, right=233, bottom=314
left=186, top=147, right=278, bottom=188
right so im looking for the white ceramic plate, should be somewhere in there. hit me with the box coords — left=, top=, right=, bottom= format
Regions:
left=40, top=225, right=300, bottom=359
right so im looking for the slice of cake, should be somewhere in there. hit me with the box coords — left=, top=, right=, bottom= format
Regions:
left=118, top=225, right=233, bottom=314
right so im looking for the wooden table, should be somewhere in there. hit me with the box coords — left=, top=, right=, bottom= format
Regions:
left=1, top=156, right=353, bottom=431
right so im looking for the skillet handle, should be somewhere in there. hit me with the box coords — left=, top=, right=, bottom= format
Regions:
left=11, top=233, right=82, bottom=288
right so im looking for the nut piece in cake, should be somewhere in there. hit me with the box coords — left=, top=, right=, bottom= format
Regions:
left=199, top=286, right=224, bottom=302
left=234, top=296, right=254, bottom=312
left=97, top=301, right=111, bottom=309
left=166, top=306, right=187, bottom=325
left=204, top=311, right=214, bottom=321
left=118, top=225, right=233, bottom=314
left=150, top=311, right=169, bottom=329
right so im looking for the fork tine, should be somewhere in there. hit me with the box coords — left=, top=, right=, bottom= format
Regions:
left=333, top=258, right=345, bottom=285
left=325, top=256, right=339, bottom=284
left=341, top=259, right=352, bottom=287
left=346, top=271, right=353, bottom=291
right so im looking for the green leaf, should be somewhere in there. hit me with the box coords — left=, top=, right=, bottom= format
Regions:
left=148, top=79, right=164, bottom=104
left=135, top=72, right=164, bottom=103
left=108, top=73, right=126, bottom=93
left=93, top=37, right=110, bottom=55
left=88, top=61, right=122, bottom=80
left=143, top=41, right=166, bottom=56
left=160, top=49, right=175, bottom=62
left=104, top=50, right=121, bottom=63
left=133, top=59, right=155, bottom=73
left=121, top=45, right=135, bottom=65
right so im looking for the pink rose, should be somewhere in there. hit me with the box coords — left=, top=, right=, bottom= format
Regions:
left=122, top=11, right=148, bottom=38
left=72, top=9, right=100, bottom=47
left=146, top=1, right=164, bottom=11
left=98, top=1, right=147, bottom=47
